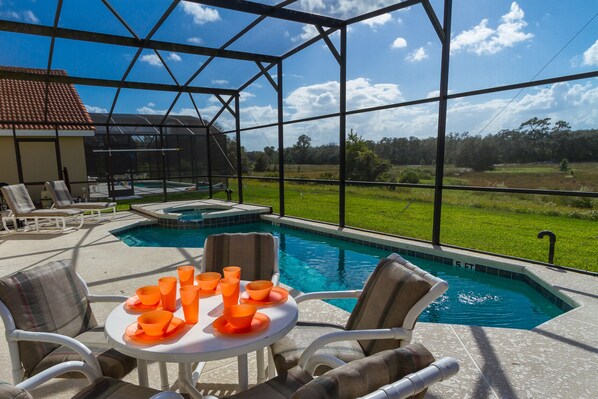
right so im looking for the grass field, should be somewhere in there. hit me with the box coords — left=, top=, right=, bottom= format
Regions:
left=117, top=163, right=598, bottom=272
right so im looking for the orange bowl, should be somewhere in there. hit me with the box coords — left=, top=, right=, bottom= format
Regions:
left=224, top=304, right=257, bottom=330
left=136, top=286, right=161, bottom=306
left=245, top=280, right=273, bottom=301
left=196, top=272, right=221, bottom=291
left=137, top=310, right=173, bottom=336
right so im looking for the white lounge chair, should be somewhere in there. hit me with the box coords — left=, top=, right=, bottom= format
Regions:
left=0, top=183, right=84, bottom=234
left=45, top=180, right=116, bottom=222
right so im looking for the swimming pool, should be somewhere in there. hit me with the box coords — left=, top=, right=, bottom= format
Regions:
left=114, top=222, right=566, bottom=329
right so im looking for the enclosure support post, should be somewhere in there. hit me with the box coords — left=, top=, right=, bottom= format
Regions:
left=12, top=127, right=23, bottom=183
left=277, top=61, right=285, bottom=216
left=235, top=95, right=243, bottom=204
left=160, top=126, right=168, bottom=202
left=206, top=127, right=213, bottom=198
left=432, top=0, right=452, bottom=245
left=339, top=26, right=347, bottom=228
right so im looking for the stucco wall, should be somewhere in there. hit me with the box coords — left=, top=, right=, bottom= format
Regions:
left=0, top=137, right=18, bottom=184
left=0, top=136, right=88, bottom=202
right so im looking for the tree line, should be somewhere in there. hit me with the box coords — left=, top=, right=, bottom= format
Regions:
left=240, top=118, right=598, bottom=178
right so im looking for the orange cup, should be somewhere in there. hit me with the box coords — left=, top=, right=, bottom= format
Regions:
left=136, top=286, right=161, bottom=306
left=178, top=265, right=195, bottom=286
left=180, top=285, right=200, bottom=324
left=223, top=266, right=241, bottom=280
left=224, top=304, right=256, bottom=330
left=158, top=277, right=177, bottom=312
left=137, top=310, right=173, bottom=336
left=220, top=277, right=240, bottom=309
left=196, top=272, right=221, bottom=291
left=245, top=280, right=274, bottom=301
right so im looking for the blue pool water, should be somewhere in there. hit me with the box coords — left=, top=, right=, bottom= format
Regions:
left=115, top=222, right=565, bottom=329
left=164, top=208, right=223, bottom=222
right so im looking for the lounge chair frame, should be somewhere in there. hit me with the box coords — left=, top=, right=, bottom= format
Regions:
left=0, top=272, right=128, bottom=386
left=45, top=181, right=116, bottom=222
left=292, top=253, right=449, bottom=373
left=1, top=184, right=85, bottom=234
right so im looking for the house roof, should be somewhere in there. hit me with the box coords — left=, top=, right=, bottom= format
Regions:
left=0, top=66, right=94, bottom=130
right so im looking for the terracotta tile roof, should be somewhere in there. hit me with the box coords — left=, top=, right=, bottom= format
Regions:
left=0, top=66, right=94, bottom=130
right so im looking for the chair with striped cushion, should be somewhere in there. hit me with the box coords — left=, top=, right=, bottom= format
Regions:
left=222, top=344, right=459, bottom=399
left=45, top=181, right=116, bottom=222
left=201, top=232, right=280, bottom=285
left=270, top=254, right=448, bottom=376
left=0, top=260, right=136, bottom=387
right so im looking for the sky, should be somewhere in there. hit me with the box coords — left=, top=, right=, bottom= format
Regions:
left=0, top=0, right=597, bottom=150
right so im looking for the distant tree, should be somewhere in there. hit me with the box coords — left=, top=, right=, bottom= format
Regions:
left=399, top=169, right=420, bottom=184
left=253, top=152, right=269, bottom=172
left=559, top=158, right=569, bottom=172
left=291, top=135, right=312, bottom=164
left=455, top=136, right=496, bottom=171
left=346, top=131, right=391, bottom=181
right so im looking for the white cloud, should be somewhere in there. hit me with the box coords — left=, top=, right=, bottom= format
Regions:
left=391, top=37, right=407, bottom=49
left=148, top=102, right=156, bottom=107
left=181, top=2, right=220, bottom=25
left=0, top=9, right=39, bottom=23
left=582, top=40, right=598, bottom=66
left=187, top=37, right=203, bottom=45
left=240, top=91, right=255, bottom=102
left=168, top=53, right=182, bottom=62
left=23, top=10, right=39, bottom=23
left=405, top=47, right=427, bottom=62
left=137, top=105, right=167, bottom=115
left=297, top=0, right=399, bottom=19
left=292, top=25, right=318, bottom=42
left=212, top=79, right=229, bottom=85
left=84, top=105, right=107, bottom=113
left=451, top=2, right=533, bottom=55
left=360, top=13, right=392, bottom=28
left=140, top=54, right=162, bottom=67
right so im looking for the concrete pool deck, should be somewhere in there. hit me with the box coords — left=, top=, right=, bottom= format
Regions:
left=0, top=207, right=597, bottom=398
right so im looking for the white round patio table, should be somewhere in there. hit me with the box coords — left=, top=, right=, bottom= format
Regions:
left=104, top=281, right=298, bottom=399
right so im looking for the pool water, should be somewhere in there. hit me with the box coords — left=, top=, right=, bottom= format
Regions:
left=165, top=208, right=223, bottom=222
left=115, top=222, right=565, bottom=329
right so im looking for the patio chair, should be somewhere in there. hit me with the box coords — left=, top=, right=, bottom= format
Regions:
left=270, top=254, right=448, bottom=376
left=0, top=259, right=137, bottom=388
left=45, top=181, right=116, bottom=222
left=0, top=184, right=84, bottom=234
left=1, top=376, right=184, bottom=399
left=199, top=232, right=280, bottom=384
left=201, top=232, right=280, bottom=285
left=217, top=343, right=459, bottom=399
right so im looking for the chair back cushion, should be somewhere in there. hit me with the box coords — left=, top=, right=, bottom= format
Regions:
left=203, top=233, right=277, bottom=281
left=291, top=343, right=435, bottom=399
left=44, top=181, right=73, bottom=207
left=0, top=184, right=35, bottom=216
left=0, top=260, right=98, bottom=376
left=345, top=258, right=431, bottom=355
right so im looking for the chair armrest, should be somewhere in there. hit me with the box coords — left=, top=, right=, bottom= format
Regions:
left=295, top=290, right=362, bottom=304
left=16, top=361, right=99, bottom=391
left=86, top=294, right=129, bottom=303
left=358, top=357, right=459, bottom=399
left=298, top=327, right=411, bottom=371
left=8, top=330, right=102, bottom=377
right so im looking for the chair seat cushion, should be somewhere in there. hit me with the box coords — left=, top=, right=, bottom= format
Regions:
left=71, top=377, right=162, bottom=399
left=271, top=322, right=365, bottom=375
left=291, top=344, right=435, bottom=399
left=31, top=327, right=136, bottom=380
left=224, top=365, right=313, bottom=399
left=0, top=382, right=33, bottom=399
left=24, top=209, right=83, bottom=217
